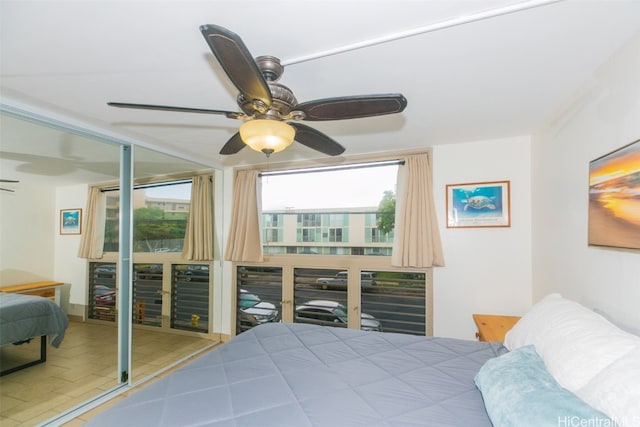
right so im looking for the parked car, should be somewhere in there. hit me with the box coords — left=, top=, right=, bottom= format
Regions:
left=238, top=289, right=279, bottom=332
left=135, top=264, right=163, bottom=280
left=184, top=265, right=209, bottom=282
left=315, top=271, right=376, bottom=290
left=94, top=284, right=116, bottom=307
left=94, top=263, right=116, bottom=279
left=295, top=300, right=382, bottom=331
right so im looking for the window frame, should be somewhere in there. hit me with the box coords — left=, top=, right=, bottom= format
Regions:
left=232, top=151, right=434, bottom=337
left=88, top=173, right=216, bottom=339
left=100, top=175, right=198, bottom=255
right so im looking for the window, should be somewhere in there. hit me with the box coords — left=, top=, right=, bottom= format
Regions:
left=171, top=264, right=210, bottom=333
left=232, top=158, right=433, bottom=336
left=263, top=212, right=282, bottom=244
left=88, top=261, right=211, bottom=333
left=88, top=262, right=117, bottom=322
left=236, top=266, right=282, bottom=334
left=298, top=213, right=321, bottom=227
left=328, top=228, right=343, bottom=242
left=300, top=228, right=317, bottom=242
left=360, top=271, right=426, bottom=335
left=327, top=213, right=344, bottom=227
left=261, top=162, right=398, bottom=256
left=294, top=268, right=348, bottom=329
left=103, top=180, right=192, bottom=253
left=133, top=263, right=163, bottom=327
left=89, top=175, right=214, bottom=338
left=264, top=213, right=279, bottom=227
left=264, top=228, right=279, bottom=243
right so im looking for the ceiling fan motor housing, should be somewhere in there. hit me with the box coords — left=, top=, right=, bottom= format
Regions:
left=237, top=81, right=298, bottom=118
left=236, top=55, right=298, bottom=119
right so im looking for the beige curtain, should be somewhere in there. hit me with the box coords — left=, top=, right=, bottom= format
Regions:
left=77, top=186, right=106, bottom=259
left=224, top=169, right=264, bottom=262
left=182, top=175, right=214, bottom=261
left=392, top=153, right=445, bottom=267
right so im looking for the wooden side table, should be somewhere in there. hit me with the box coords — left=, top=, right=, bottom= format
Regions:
left=0, top=281, right=64, bottom=305
left=473, top=314, right=521, bottom=343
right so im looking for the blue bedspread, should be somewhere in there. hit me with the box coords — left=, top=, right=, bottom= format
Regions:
left=0, top=293, right=69, bottom=347
left=87, top=323, right=506, bottom=426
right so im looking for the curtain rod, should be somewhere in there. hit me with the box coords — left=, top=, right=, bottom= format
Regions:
left=281, top=0, right=563, bottom=66
left=101, top=178, right=193, bottom=193
left=259, top=159, right=404, bottom=178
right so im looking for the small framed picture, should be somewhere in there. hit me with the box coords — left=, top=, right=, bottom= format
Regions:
left=60, top=208, right=82, bottom=235
left=446, top=181, right=511, bottom=228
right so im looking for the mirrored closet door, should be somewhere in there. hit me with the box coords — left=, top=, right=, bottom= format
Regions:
left=0, top=108, right=221, bottom=424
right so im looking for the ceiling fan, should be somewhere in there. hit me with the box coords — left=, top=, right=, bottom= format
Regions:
left=108, top=24, right=407, bottom=157
left=0, top=179, right=19, bottom=192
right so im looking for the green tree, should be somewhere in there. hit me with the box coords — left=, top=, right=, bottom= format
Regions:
left=134, top=207, right=187, bottom=252
left=376, top=190, right=396, bottom=234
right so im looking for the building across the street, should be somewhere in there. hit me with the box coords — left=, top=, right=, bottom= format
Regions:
left=261, top=207, right=393, bottom=256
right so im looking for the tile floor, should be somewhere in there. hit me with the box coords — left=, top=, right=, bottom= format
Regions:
left=0, top=321, right=218, bottom=426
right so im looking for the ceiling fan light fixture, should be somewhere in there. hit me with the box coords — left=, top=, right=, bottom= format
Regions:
left=240, top=119, right=295, bottom=156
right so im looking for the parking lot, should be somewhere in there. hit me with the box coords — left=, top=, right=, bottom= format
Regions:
left=240, top=277, right=426, bottom=335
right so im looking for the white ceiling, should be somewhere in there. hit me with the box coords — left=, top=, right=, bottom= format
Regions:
left=0, top=113, right=213, bottom=186
left=2, top=0, right=640, bottom=178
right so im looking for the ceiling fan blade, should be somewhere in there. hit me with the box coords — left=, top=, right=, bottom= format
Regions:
left=0, top=188, right=15, bottom=192
left=107, top=102, right=243, bottom=118
left=0, top=179, right=19, bottom=183
left=200, top=24, right=272, bottom=107
left=296, top=94, right=407, bottom=121
left=290, top=123, right=345, bottom=156
left=219, top=132, right=246, bottom=155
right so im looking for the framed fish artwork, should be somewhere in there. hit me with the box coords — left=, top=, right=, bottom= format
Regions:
left=60, top=208, right=82, bottom=235
left=446, top=181, right=511, bottom=228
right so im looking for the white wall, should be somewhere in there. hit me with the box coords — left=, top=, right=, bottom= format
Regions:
left=55, top=184, right=89, bottom=315
left=0, top=184, right=56, bottom=284
left=432, top=136, right=533, bottom=339
left=0, top=183, right=87, bottom=316
left=531, top=32, right=640, bottom=329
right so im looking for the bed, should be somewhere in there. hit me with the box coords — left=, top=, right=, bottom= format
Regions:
left=86, top=294, right=639, bottom=427
left=0, top=292, right=69, bottom=376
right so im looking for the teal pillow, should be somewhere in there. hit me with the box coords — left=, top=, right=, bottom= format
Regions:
left=474, top=345, right=611, bottom=427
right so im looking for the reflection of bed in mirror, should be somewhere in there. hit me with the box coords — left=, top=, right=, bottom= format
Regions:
left=0, top=293, right=69, bottom=376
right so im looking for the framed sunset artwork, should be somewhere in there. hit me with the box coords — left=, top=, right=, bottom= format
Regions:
left=588, top=138, right=640, bottom=250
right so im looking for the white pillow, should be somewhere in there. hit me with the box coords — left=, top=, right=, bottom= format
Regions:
left=577, top=346, right=640, bottom=427
left=504, top=293, right=640, bottom=392
left=504, top=293, right=563, bottom=350
left=593, top=308, right=640, bottom=337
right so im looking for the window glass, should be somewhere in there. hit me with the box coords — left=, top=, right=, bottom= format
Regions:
left=132, top=263, right=163, bottom=327
left=236, top=266, right=282, bottom=334
left=328, top=228, right=343, bottom=242
left=88, top=262, right=117, bottom=322
left=294, top=268, right=349, bottom=329
left=360, top=271, right=426, bottom=335
left=261, top=163, right=397, bottom=256
left=104, top=181, right=191, bottom=252
left=171, top=264, right=210, bottom=333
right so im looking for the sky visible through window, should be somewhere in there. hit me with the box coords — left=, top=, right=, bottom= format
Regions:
left=261, top=165, right=398, bottom=211
left=145, top=183, right=191, bottom=200
left=141, top=165, right=399, bottom=211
